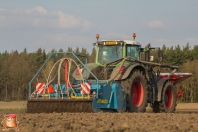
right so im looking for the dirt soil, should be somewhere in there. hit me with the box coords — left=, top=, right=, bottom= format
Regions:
left=0, top=102, right=198, bottom=132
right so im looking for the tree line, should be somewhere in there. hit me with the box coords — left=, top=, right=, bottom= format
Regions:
left=0, top=43, right=197, bottom=102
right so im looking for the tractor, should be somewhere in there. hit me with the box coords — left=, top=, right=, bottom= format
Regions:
left=27, top=33, right=192, bottom=113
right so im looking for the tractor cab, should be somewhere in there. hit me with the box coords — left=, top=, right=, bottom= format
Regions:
left=94, top=33, right=142, bottom=65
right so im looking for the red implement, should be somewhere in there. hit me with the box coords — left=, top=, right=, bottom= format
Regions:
left=177, top=86, right=182, bottom=98
left=159, top=73, right=192, bottom=85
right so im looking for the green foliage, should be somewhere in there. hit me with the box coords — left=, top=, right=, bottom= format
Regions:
left=163, top=43, right=194, bottom=65
left=89, top=47, right=96, bottom=63
left=191, top=45, right=198, bottom=60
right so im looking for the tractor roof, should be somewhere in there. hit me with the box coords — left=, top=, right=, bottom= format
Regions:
left=96, top=40, right=141, bottom=46
left=123, top=40, right=141, bottom=46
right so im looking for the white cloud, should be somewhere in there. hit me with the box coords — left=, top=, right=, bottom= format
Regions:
left=148, top=20, right=164, bottom=28
left=25, top=6, right=47, bottom=14
left=57, top=11, right=81, bottom=28
left=0, top=7, right=92, bottom=29
left=12, top=8, right=24, bottom=14
left=0, top=8, right=6, bottom=12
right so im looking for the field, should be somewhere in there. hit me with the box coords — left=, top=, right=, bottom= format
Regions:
left=0, top=101, right=198, bottom=132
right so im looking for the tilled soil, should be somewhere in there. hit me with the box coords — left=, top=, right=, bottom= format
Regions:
left=1, top=112, right=198, bottom=132
left=0, top=102, right=198, bottom=132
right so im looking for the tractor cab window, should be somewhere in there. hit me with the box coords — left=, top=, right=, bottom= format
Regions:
left=98, top=45, right=122, bottom=64
left=127, top=46, right=140, bottom=60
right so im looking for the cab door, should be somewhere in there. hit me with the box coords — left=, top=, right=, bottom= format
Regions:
left=126, top=45, right=140, bottom=60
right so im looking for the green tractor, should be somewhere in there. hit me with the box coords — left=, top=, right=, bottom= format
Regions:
left=27, top=33, right=191, bottom=113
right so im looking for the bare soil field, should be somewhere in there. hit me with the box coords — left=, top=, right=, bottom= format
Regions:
left=0, top=101, right=198, bottom=132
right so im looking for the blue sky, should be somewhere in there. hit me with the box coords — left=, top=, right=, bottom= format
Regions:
left=0, top=0, right=198, bottom=53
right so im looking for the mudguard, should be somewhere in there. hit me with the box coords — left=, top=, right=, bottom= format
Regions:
left=155, top=78, right=169, bottom=101
left=111, top=63, right=146, bottom=80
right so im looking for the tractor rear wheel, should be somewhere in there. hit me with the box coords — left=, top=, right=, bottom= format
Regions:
left=153, top=81, right=177, bottom=113
left=121, top=70, right=148, bottom=112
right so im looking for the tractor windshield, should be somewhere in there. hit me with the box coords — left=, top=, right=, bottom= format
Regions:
left=98, top=45, right=122, bottom=64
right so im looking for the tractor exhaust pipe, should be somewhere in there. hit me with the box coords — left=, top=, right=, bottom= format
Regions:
left=144, top=43, right=151, bottom=62
left=145, top=50, right=150, bottom=62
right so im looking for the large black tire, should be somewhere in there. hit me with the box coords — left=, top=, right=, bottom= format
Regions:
left=153, top=81, right=177, bottom=113
left=121, top=70, right=148, bottom=112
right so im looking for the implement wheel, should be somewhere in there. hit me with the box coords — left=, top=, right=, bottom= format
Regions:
left=121, top=70, right=148, bottom=112
left=153, top=81, right=177, bottom=113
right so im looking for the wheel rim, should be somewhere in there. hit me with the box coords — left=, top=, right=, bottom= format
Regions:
left=165, top=89, right=173, bottom=109
left=131, top=81, right=144, bottom=107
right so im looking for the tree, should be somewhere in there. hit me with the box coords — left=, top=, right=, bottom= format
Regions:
left=89, top=47, right=96, bottom=63
left=34, top=48, right=46, bottom=68
left=174, top=45, right=183, bottom=65
left=191, top=45, right=198, bottom=60
left=182, top=43, right=193, bottom=61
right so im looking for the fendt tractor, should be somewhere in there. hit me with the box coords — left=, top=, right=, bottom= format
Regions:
left=27, top=33, right=192, bottom=113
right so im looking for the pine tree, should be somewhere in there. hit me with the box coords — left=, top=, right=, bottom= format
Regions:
left=89, top=47, right=96, bottom=63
